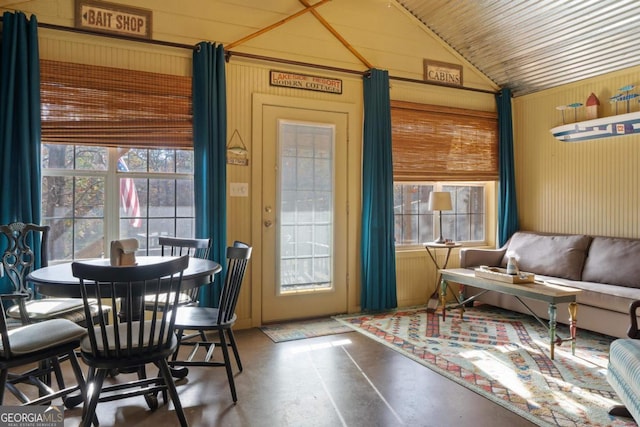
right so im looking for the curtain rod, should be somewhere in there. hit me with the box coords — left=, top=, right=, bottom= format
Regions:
left=8, top=19, right=498, bottom=95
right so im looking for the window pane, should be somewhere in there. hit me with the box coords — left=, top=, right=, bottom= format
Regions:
left=176, top=180, right=194, bottom=217
left=148, top=179, right=175, bottom=218
left=76, top=146, right=108, bottom=170
left=43, top=146, right=195, bottom=261
left=278, top=122, right=334, bottom=293
left=75, top=219, right=104, bottom=259
left=394, top=182, right=487, bottom=245
left=121, top=149, right=147, bottom=172
left=149, top=149, right=176, bottom=173
left=75, top=177, right=104, bottom=217
left=176, top=150, right=194, bottom=174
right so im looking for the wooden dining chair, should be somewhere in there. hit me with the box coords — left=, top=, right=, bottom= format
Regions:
left=72, top=255, right=190, bottom=427
left=0, top=293, right=87, bottom=408
left=170, top=241, right=252, bottom=403
left=143, top=236, right=211, bottom=311
left=0, top=222, right=106, bottom=328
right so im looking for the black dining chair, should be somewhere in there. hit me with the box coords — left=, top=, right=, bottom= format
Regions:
left=144, top=236, right=211, bottom=312
left=0, top=222, right=106, bottom=327
left=170, top=241, right=252, bottom=403
left=72, top=255, right=190, bottom=427
left=0, top=294, right=87, bottom=408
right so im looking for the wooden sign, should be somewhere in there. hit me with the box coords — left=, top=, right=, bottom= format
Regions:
left=423, top=60, right=463, bottom=87
left=75, top=0, right=152, bottom=39
left=270, top=70, right=342, bottom=94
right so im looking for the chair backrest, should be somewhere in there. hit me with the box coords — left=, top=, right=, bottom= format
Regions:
left=71, top=255, right=189, bottom=359
left=217, top=241, right=252, bottom=324
left=159, top=237, right=211, bottom=260
left=0, top=222, right=49, bottom=299
left=159, top=237, right=211, bottom=303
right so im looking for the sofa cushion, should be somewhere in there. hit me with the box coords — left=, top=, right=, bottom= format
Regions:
left=582, top=237, right=640, bottom=288
left=501, top=232, right=592, bottom=280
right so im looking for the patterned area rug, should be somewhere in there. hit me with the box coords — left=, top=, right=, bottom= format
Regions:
left=260, top=318, right=354, bottom=343
left=335, top=305, right=635, bottom=427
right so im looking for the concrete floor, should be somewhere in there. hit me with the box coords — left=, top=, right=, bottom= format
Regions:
left=5, top=328, right=536, bottom=427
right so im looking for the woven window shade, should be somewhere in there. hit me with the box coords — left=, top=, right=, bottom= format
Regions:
left=391, top=101, right=498, bottom=182
left=40, top=60, right=192, bottom=149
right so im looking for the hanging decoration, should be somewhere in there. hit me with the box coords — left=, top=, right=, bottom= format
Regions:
left=226, top=129, right=249, bottom=166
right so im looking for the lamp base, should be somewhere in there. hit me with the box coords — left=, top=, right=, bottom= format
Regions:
left=433, top=236, right=446, bottom=244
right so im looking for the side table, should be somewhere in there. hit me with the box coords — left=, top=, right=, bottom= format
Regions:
left=424, top=242, right=461, bottom=312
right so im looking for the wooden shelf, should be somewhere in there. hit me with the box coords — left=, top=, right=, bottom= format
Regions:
left=550, top=110, right=640, bottom=142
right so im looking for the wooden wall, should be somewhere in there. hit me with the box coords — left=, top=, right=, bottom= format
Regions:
left=2, top=0, right=498, bottom=326
left=513, top=65, right=640, bottom=238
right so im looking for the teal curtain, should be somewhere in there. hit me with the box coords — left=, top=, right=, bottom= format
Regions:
left=360, top=69, right=397, bottom=311
left=192, top=42, right=227, bottom=307
left=497, top=88, right=519, bottom=246
left=0, top=12, right=42, bottom=293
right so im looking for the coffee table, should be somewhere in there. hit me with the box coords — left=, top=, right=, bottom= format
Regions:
left=438, top=268, right=581, bottom=360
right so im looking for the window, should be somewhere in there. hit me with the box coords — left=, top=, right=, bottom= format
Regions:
left=390, top=101, right=497, bottom=247
left=41, top=145, right=194, bottom=263
left=39, top=60, right=193, bottom=263
left=394, top=183, right=487, bottom=245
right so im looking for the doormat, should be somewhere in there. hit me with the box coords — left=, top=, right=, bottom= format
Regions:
left=335, top=305, right=634, bottom=427
left=260, top=318, right=354, bottom=343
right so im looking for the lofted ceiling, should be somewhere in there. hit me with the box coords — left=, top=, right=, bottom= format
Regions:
left=397, top=0, right=640, bottom=97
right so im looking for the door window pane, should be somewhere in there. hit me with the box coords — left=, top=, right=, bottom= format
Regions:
left=278, top=122, right=334, bottom=293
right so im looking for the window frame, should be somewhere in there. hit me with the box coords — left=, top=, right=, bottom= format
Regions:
left=41, top=145, right=195, bottom=263
left=394, top=181, right=493, bottom=250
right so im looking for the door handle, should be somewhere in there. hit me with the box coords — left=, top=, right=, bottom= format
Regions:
left=264, top=220, right=273, bottom=228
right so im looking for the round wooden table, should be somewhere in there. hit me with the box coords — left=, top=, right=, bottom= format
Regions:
left=27, top=256, right=221, bottom=298
left=27, top=256, right=222, bottom=384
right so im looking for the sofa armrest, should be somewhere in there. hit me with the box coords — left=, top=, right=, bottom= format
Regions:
left=460, top=247, right=506, bottom=268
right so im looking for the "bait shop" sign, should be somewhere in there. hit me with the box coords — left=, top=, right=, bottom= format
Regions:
left=75, top=0, right=152, bottom=39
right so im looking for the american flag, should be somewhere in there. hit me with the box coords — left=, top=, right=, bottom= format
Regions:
left=117, top=158, right=142, bottom=228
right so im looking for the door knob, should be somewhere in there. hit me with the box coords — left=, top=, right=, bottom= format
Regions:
left=264, top=220, right=273, bottom=228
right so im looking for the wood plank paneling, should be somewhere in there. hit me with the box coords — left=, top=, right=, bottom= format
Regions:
left=514, top=65, right=640, bottom=238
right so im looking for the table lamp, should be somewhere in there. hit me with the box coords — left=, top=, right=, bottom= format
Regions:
left=428, top=191, right=452, bottom=244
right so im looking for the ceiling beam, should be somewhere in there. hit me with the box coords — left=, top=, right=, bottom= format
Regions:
left=297, top=0, right=372, bottom=69
left=226, top=0, right=332, bottom=50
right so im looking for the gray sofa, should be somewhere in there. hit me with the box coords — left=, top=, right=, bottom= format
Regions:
left=460, top=231, right=640, bottom=338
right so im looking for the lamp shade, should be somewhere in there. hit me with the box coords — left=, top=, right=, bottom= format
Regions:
left=428, top=191, right=452, bottom=211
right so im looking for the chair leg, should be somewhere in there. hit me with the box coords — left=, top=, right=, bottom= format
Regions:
left=157, top=358, right=188, bottom=427
left=64, top=350, right=87, bottom=409
left=226, top=329, right=242, bottom=372
left=51, top=357, right=66, bottom=393
left=81, top=368, right=106, bottom=427
left=0, top=369, right=7, bottom=404
left=172, top=329, right=184, bottom=362
left=218, top=330, right=237, bottom=403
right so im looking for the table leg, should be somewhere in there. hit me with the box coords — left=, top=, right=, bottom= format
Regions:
left=440, top=277, right=448, bottom=321
left=458, top=284, right=465, bottom=319
left=548, top=303, right=557, bottom=360
left=568, top=302, right=578, bottom=355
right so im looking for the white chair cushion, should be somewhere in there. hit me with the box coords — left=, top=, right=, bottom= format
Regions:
left=7, top=298, right=102, bottom=321
left=0, top=318, right=87, bottom=357
left=144, top=292, right=193, bottom=307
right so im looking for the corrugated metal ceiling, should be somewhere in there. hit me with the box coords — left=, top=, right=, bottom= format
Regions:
left=398, top=0, right=640, bottom=96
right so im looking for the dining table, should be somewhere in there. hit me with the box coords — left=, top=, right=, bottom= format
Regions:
left=27, top=255, right=222, bottom=299
left=26, top=255, right=222, bottom=392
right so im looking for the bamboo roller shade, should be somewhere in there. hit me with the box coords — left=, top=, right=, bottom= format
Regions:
left=40, top=60, right=193, bottom=149
left=391, top=101, right=498, bottom=182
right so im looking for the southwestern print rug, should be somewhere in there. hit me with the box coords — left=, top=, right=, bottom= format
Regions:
left=335, top=305, right=635, bottom=427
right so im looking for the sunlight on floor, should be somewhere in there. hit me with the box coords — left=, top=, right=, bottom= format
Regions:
left=286, top=338, right=353, bottom=355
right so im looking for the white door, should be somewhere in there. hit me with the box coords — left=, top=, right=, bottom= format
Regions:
left=261, top=104, right=348, bottom=323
